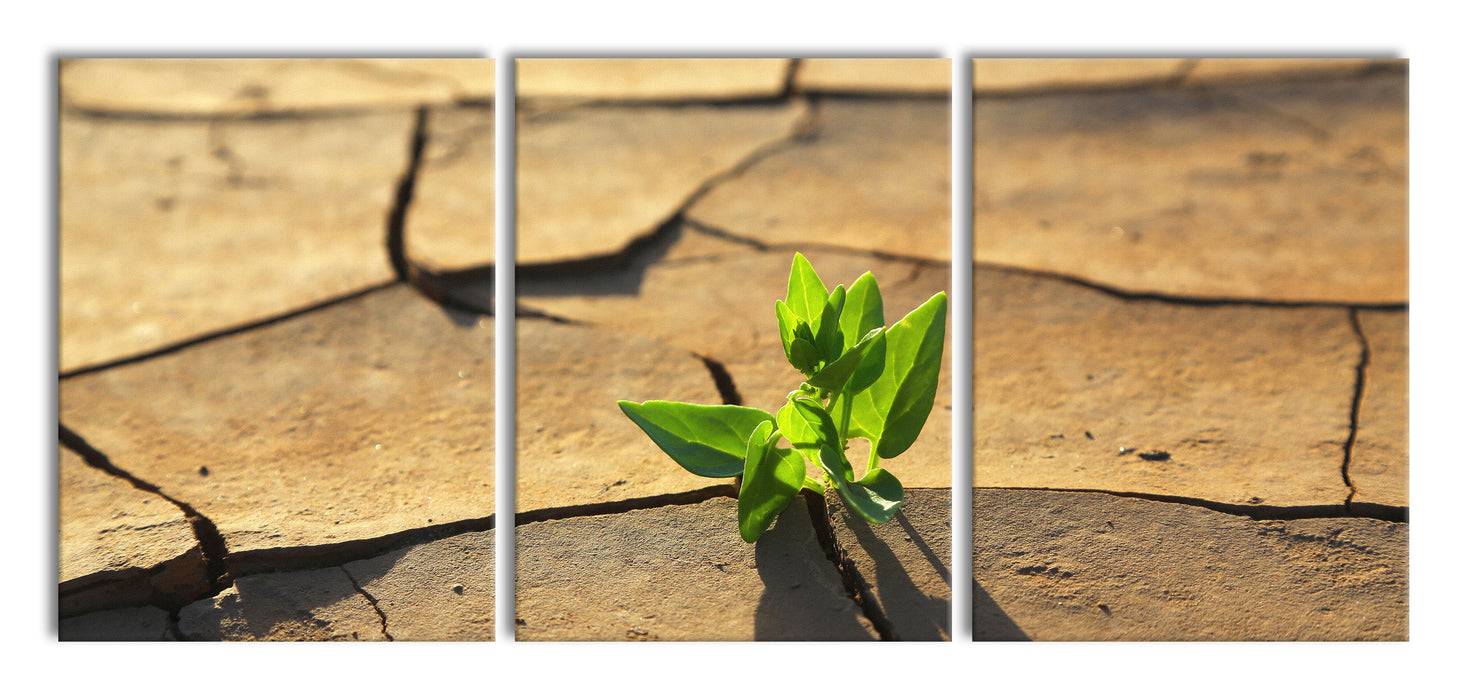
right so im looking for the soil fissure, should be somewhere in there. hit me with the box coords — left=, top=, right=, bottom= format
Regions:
left=978, top=485, right=1406, bottom=523
left=59, top=424, right=234, bottom=593
left=342, top=566, right=395, bottom=641
left=1342, top=307, right=1370, bottom=509
left=801, top=490, right=899, bottom=640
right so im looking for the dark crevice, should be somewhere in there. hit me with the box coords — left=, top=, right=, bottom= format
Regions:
left=59, top=280, right=400, bottom=380
left=781, top=59, right=801, bottom=98
left=513, top=485, right=737, bottom=526
left=515, top=98, right=816, bottom=282
left=975, top=260, right=1409, bottom=311
left=385, top=106, right=427, bottom=281
left=513, top=303, right=587, bottom=325
left=683, top=217, right=769, bottom=251
left=802, top=490, right=898, bottom=640
left=341, top=567, right=394, bottom=641
left=976, top=485, right=1406, bottom=523
left=227, top=513, right=494, bottom=578
left=381, top=106, right=495, bottom=321
left=697, top=355, right=743, bottom=406
left=516, top=215, right=689, bottom=281
left=59, top=424, right=234, bottom=592
left=686, top=216, right=952, bottom=270
left=61, top=105, right=403, bottom=122
left=1342, top=308, right=1370, bottom=509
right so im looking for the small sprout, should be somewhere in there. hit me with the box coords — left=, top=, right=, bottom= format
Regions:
left=618, top=253, right=946, bottom=542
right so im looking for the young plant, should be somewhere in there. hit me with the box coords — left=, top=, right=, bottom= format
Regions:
left=618, top=253, right=947, bottom=542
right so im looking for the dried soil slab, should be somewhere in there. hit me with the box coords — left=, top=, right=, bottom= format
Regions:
left=341, top=529, right=495, bottom=641
left=971, top=488, right=1407, bottom=640
left=407, top=105, right=495, bottom=271
left=517, top=101, right=804, bottom=266
left=1352, top=310, right=1408, bottom=507
left=520, top=239, right=953, bottom=487
left=1184, top=58, right=1403, bottom=86
left=59, top=111, right=409, bottom=371
left=689, top=99, right=950, bottom=262
left=972, top=73, right=1407, bottom=304
left=60, top=606, right=175, bottom=641
left=797, top=58, right=950, bottom=94
left=973, top=267, right=1357, bottom=506
left=178, top=567, right=387, bottom=641
left=517, top=58, right=788, bottom=101
left=60, top=285, right=494, bottom=572
left=58, top=447, right=208, bottom=617
left=516, top=319, right=726, bottom=512
left=61, top=58, right=494, bottom=115
left=516, top=497, right=877, bottom=640
left=829, top=488, right=951, bottom=640
left=972, top=58, right=1186, bottom=93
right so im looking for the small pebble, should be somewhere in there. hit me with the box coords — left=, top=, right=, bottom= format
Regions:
left=452, top=584, right=465, bottom=595
left=198, top=466, right=209, bottom=476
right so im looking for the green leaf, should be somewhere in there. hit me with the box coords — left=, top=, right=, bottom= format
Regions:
left=737, top=422, right=805, bottom=542
left=842, top=291, right=948, bottom=460
left=617, top=400, right=776, bottom=478
left=777, top=396, right=854, bottom=482
left=807, top=326, right=884, bottom=393
left=827, top=460, right=905, bottom=524
left=775, top=300, right=799, bottom=367
left=785, top=253, right=828, bottom=326
left=815, top=285, right=846, bottom=364
left=839, top=272, right=884, bottom=350
left=788, top=334, right=821, bottom=377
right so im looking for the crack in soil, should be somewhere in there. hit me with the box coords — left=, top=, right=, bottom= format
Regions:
left=696, top=354, right=744, bottom=406
left=341, top=566, right=394, bottom=641
left=1342, top=308, right=1370, bottom=509
left=385, top=106, right=427, bottom=281
left=802, top=490, right=898, bottom=640
left=227, top=513, right=495, bottom=578
left=977, top=485, right=1406, bottom=523
left=974, top=260, right=1409, bottom=311
left=59, top=281, right=401, bottom=380
left=516, top=98, right=817, bottom=282
left=513, top=485, right=737, bottom=526
left=781, top=58, right=801, bottom=98
left=59, top=424, right=234, bottom=593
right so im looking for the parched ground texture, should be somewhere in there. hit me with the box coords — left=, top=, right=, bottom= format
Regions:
left=58, top=58, right=497, bottom=640
left=57, top=57, right=1406, bottom=642
left=969, top=57, right=1407, bottom=640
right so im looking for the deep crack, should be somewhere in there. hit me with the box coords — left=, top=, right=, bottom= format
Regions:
left=514, top=485, right=737, bottom=526
left=976, top=485, right=1405, bottom=523
left=974, top=260, right=1408, bottom=311
left=59, top=281, right=400, bottom=380
left=342, top=567, right=394, bottom=641
left=697, top=354, right=744, bottom=406
left=1342, top=308, right=1370, bottom=509
left=228, top=513, right=495, bottom=578
left=802, top=490, right=899, bottom=640
left=385, top=105, right=427, bottom=281
left=59, top=424, right=234, bottom=593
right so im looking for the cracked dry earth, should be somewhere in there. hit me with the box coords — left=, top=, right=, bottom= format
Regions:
left=513, top=58, right=954, bottom=641
left=970, top=58, right=1407, bottom=640
left=58, top=59, right=496, bottom=641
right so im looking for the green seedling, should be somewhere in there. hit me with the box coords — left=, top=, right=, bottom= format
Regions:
left=618, top=253, right=947, bottom=542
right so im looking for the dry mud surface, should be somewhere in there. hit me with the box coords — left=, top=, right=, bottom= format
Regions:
left=58, top=58, right=1405, bottom=642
